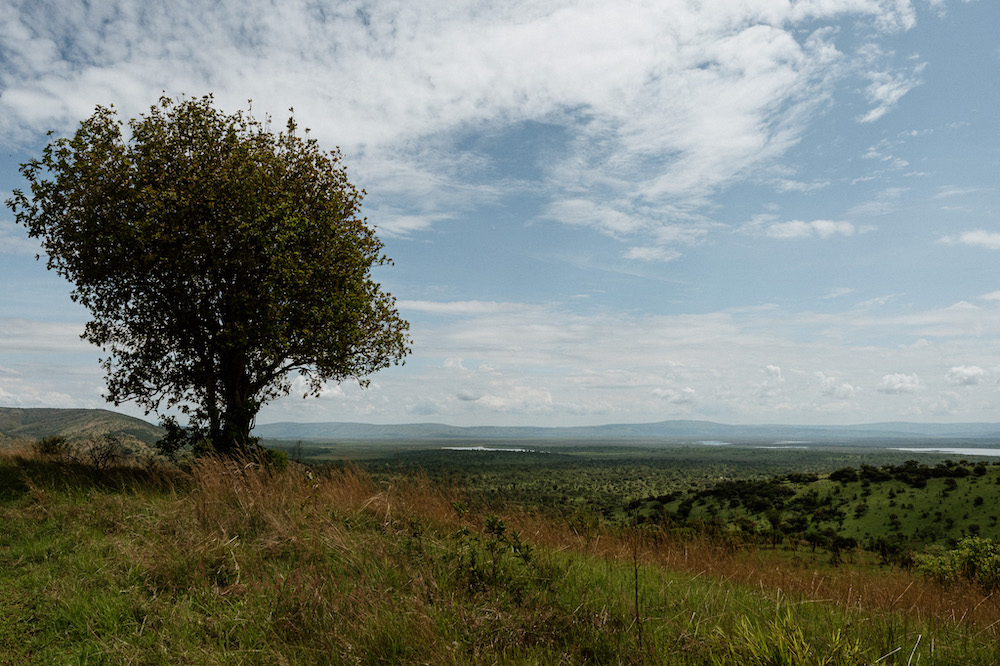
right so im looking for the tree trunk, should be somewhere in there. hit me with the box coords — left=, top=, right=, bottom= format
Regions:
left=217, top=349, right=256, bottom=455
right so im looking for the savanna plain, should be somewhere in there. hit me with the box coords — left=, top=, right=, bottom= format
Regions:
left=3, top=433, right=1000, bottom=665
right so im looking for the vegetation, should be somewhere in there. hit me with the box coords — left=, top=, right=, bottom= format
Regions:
left=2, top=441, right=1000, bottom=664
left=6, top=96, right=410, bottom=454
left=0, top=407, right=163, bottom=444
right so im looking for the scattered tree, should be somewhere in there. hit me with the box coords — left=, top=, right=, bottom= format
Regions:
left=7, top=95, right=411, bottom=454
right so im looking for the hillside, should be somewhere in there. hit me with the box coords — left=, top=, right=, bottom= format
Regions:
left=1, top=450, right=998, bottom=664
left=0, top=407, right=162, bottom=444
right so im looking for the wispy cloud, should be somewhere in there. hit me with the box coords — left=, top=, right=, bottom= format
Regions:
left=742, top=214, right=870, bottom=239
left=858, top=66, right=924, bottom=123
left=276, top=294, right=1000, bottom=425
left=940, top=230, right=1000, bottom=250
left=764, top=219, right=862, bottom=239
left=0, top=0, right=928, bottom=256
left=0, top=219, right=42, bottom=255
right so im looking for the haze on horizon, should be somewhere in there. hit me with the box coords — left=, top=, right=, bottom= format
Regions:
left=1, top=0, right=999, bottom=429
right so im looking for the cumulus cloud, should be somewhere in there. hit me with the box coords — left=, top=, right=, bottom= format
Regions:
left=0, top=0, right=928, bottom=256
left=817, top=372, right=860, bottom=399
left=877, top=373, right=923, bottom=394
left=946, top=365, right=985, bottom=386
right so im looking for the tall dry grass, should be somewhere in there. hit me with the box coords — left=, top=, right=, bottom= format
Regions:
left=158, top=457, right=1000, bottom=636
left=5, top=448, right=1000, bottom=663
left=493, top=501, right=1000, bottom=637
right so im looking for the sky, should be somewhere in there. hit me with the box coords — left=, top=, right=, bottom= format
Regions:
left=1, top=0, right=999, bottom=428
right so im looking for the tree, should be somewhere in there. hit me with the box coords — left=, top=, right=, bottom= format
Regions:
left=7, top=95, right=410, bottom=454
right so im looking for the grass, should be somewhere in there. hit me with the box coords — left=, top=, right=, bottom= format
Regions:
left=1, top=446, right=999, bottom=664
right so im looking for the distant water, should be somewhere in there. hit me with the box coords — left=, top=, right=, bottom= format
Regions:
left=697, top=440, right=731, bottom=446
left=441, top=446, right=537, bottom=453
left=892, top=447, right=1000, bottom=457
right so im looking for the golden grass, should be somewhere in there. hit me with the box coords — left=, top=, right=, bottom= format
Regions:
left=5, top=445, right=997, bottom=664
left=161, top=457, right=1000, bottom=638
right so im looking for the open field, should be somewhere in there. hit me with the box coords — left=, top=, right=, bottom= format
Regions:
left=3, top=443, right=1000, bottom=664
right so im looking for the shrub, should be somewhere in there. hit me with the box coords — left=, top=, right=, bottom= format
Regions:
left=916, top=536, right=1000, bottom=594
left=84, top=434, right=127, bottom=469
left=32, top=435, right=70, bottom=458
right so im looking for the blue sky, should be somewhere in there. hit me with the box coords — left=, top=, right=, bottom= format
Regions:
left=1, top=0, right=998, bottom=427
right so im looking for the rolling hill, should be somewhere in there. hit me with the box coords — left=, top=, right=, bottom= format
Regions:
left=0, top=407, right=162, bottom=444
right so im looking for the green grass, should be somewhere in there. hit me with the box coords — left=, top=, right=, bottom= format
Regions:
left=648, top=461, right=1000, bottom=553
left=1, top=451, right=999, bottom=664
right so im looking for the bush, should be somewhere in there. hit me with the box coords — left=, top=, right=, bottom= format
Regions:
left=84, top=434, right=127, bottom=469
left=32, top=435, right=70, bottom=458
left=916, top=536, right=1000, bottom=593
left=260, top=448, right=289, bottom=472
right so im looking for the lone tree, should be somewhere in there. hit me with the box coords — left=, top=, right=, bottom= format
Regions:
left=7, top=95, right=410, bottom=454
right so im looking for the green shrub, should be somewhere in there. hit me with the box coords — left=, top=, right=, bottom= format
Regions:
left=916, top=536, right=1000, bottom=593
left=32, top=435, right=70, bottom=458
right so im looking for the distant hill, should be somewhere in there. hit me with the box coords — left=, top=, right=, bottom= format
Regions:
left=0, top=407, right=163, bottom=444
left=5, top=409, right=1000, bottom=448
left=252, top=419, right=1000, bottom=443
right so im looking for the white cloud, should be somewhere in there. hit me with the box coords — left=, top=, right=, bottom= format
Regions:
left=0, top=0, right=929, bottom=254
left=246, top=292, right=1000, bottom=425
left=0, top=220, right=41, bottom=255
left=934, top=186, right=987, bottom=199
left=822, top=288, right=856, bottom=300
left=764, top=219, right=860, bottom=239
left=625, top=246, right=682, bottom=263
left=477, top=386, right=554, bottom=413
left=856, top=44, right=925, bottom=123
left=946, top=365, right=985, bottom=386
left=858, top=69, right=922, bottom=123
left=0, top=318, right=87, bottom=354
left=817, top=372, right=861, bottom=399
left=399, top=300, right=531, bottom=317
left=877, top=373, right=923, bottom=394
left=846, top=186, right=909, bottom=217
left=544, top=199, right=645, bottom=238
left=653, top=386, right=697, bottom=405
left=940, top=230, right=1000, bottom=250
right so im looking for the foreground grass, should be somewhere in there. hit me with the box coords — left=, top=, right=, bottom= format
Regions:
left=1, top=450, right=998, bottom=664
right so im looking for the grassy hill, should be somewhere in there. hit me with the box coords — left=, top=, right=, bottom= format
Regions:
left=0, top=407, right=163, bottom=444
left=1, top=448, right=999, bottom=664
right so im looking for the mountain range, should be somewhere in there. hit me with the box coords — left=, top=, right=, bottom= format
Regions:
left=4, top=407, right=1000, bottom=446
left=252, top=419, right=1000, bottom=443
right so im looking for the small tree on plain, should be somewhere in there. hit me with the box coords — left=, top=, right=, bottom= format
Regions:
left=7, top=95, right=411, bottom=455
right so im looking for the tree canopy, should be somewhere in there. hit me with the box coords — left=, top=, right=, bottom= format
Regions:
left=7, top=95, right=411, bottom=454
